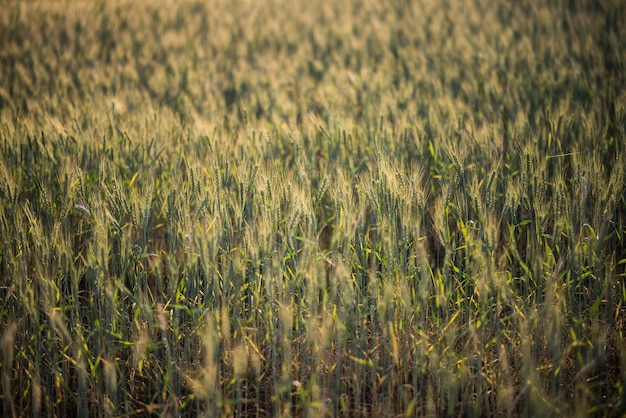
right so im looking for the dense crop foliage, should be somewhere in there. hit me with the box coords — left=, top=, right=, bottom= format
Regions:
left=1, top=0, right=625, bottom=416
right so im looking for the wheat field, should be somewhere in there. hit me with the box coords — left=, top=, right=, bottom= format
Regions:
left=0, top=0, right=625, bottom=416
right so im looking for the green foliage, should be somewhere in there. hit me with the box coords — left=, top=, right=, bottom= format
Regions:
left=1, top=0, right=625, bottom=416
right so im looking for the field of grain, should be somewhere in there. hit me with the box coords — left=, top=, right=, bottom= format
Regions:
left=1, top=0, right=625, bottom=416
